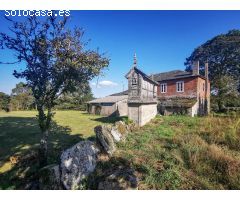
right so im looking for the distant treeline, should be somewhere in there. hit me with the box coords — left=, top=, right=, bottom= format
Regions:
left=0, top=82, right=93, bottom=112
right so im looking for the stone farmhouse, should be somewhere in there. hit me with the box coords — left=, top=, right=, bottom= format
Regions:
left=88, top=55, right=210, bottom=126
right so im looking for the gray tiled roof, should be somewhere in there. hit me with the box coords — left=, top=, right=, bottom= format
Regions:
left=88, top=95, right=128, bottom=104
left=110, top=90, right=128, bottom=96
left=152, top=70, right=195, bottom=82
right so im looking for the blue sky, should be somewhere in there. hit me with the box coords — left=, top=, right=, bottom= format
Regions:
left=1, top=10, right=240, bottom=97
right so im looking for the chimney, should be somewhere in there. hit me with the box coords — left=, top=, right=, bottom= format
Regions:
left=205, top=62, right=209, bottom=80
left=192, top=61, right=199, bottom=75
left=204, top=62, right=210, bottom=115
left=204, top=62, right=209, bottom=97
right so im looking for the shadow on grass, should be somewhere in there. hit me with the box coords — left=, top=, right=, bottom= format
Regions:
left=90, top=116, right=128, bottom=124
left=0, top=116, right=86, bottom=189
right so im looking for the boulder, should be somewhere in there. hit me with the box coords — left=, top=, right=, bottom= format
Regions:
left=39, top=164, right=62, bottom=190
left=60, top=140, right=100, bottom=190
left=94, top=125, right=116, bottom=156
left=98, top=167, right=138, bottom=190
left=110, top=126, right=122, bottom=143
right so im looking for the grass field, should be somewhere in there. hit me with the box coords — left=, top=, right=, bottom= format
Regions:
left=0, top=111, right=239, bottom=189
left=108, top=115, right=240, bottom=189
left=0, top=110, right=119, bottom=188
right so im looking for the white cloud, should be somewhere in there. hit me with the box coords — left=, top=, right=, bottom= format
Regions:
left=91, top=80, right=118, bottom=88
left=99, top=80, right=118, bottom=87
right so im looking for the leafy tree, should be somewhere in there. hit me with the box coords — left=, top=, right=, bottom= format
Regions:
left=9, top=82, right=35, bottom=111
left=0, top=14, right=109, bottom=166
left=55, top=82, right=93, bottom=110
left=211, top=75, right=239, bottom=111
left=0, top=92, right=10, bottom=112
left=185, top=30, right=240, bottom=111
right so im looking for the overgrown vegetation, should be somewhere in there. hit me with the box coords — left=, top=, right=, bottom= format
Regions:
left=109, top=114, right=240, bottom=189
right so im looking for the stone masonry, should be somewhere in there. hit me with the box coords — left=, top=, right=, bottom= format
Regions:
left=125, top=54, right=158, bottom=126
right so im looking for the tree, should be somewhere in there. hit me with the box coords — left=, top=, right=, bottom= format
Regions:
left=212, top=75, right=239, bottom=111
left=9, top=82, right=35, bottom=111
left=185, top=30, right=240, bottom=111
left=55, top=82, right=93, bottom=110
left=0, top=14, right=109, bottom=166
left=0, top=92, right=10, bottom=112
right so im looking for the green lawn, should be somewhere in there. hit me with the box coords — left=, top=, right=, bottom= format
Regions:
left=0, top=110, right=115, bottom=175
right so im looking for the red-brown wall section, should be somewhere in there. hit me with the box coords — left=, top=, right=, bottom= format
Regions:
left=157, top=77, right=198, bottom=98
left=157, top=76, right=210, bottom=99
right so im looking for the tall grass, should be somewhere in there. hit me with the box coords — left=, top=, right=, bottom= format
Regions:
left=115, top=114, right=240, bottom=189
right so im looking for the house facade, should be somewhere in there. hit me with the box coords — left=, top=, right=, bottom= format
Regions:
left=153, top=61, right=210, bottom=116
left=88, top=56, right=210, bottom=123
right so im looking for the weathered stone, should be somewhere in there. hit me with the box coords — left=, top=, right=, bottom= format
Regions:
left=110, top=126, right=122, bottom=142
left=39, top=164, right=62, bottom=190
left=115, top=121, right=128, bottom=135
left=94, top=125, right=116, bottom=156
left=98, top=167, right=138, bottom=190
left=60, top=140, right=100, bottom=190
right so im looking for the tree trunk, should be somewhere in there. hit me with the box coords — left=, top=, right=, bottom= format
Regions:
left=39, top=129, right=49, bottom=167
left=37, top=101, right=53, bottom=167
left=217, top=99, right=224, bottom=112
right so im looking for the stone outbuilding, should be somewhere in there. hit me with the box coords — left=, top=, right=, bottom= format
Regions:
left=87, top=91, right=128, bottom=117
left=125, top=54, right=159, bottom=126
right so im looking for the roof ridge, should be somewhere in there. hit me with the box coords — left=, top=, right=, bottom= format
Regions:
left=152, top=69, right=186, bottom=75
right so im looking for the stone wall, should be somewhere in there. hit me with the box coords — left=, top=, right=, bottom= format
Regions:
left=88, top=99, right=128, bottom=117
left=140, top=104, right=157, bottom=126
left=189, top=101, right=198, bottom=117
left=40, top=120, right=138, bottom=190
left=88, top=102, right=123, bottom=117
left=128, top=103, right=157, bottom=126
left=116, top=99, right=128, bottom=116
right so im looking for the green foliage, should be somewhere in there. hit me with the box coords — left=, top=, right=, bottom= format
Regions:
left=54, top=82, right=93, bottom=110
left=9, top=82, right=35, bottom=111
left=185, top=29, right=240, bottom=111
left=0, top=92, right=10, bottom=112
left=0, top=14, right=109, bottom=165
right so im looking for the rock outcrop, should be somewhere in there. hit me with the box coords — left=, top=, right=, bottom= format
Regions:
left=110, top=126, right=122, bottom=142
left=39, top=120, right=138, bottom=190
left=94, top=121, right=134, bottom=156
left=60, top=140, right=100, bottom=189
left=95, top=125, right=116, bottom=155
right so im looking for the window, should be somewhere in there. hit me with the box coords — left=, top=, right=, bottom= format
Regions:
left=132, top=78, right=137, bottom=85
left=160, top=83, right=167, bottom=93
left=176, top=81, right=184, bottom=92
